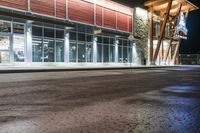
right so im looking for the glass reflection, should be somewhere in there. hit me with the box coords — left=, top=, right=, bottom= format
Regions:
left=69, top=42, right=77, bottom=62
left=13, top=35, right=25, bottom=62
left=43, top=39, right=54, bottom=62
left=56, top=41, right=64, bottom=62
left=32, top=38, right=42, bottom=62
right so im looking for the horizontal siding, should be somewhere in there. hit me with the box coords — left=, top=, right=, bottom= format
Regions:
left=96, top=5, right=102, bottom=26
left=129, top=16, right=133, bottom=33
left=0, top=0, right=27, bottom=10
left=103, top=8, right=116, bottom=29
left=31, top=0, right=54, bottom=16
left=117, top=12, right=128, bottom=32
left=69, top=0, right=94, bottom=25
left=56, top=0, right=66, bottom=19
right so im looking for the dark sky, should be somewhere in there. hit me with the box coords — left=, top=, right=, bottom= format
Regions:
left=180, top=0, right=200, bottom=54
left=114, top=0, right=200, bottom=54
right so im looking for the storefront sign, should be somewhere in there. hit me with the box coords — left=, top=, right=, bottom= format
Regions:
left=175, top=12, right=188, bottom=40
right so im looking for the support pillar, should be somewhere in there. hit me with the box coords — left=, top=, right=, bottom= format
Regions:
left=64, top=28, right=69, bottom=63
left=26, top=20, right=32, bottom=63
left=114, top=39, right=119, bottom=63
left=149, top=7, right=154, bottom=65
left=153, top=0, right=173, bottom=63
left=93, top=36, right=97, bottom=63
left=132, top=42, right=137, bottom=64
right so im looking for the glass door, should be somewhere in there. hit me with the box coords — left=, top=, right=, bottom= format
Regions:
left=0, top=35, right=11, bottom=64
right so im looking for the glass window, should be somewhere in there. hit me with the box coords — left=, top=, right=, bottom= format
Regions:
left=78, top=33, right=85, bottom=41
left=69, top=32, right=76, bottom=41
left=103, top=37, right=109, bottom=44
left=123, top=40, right=128, bottom=46
left=86, top=25, right=93, bottom=33
left=86, top=43, right=93, bottom=62
left=13, top=35, right=25, bottom=62
left=44, top=28, right=54, bottom=38
left=97, top=36, right=102, bottom=43
left=110, top=38, right=114, bottom=44
left=0, top=51, right=10, bottom=63
left=32, top=26, right=42, bottom=36
left=77, top=24, right=85, bottom=32
left=32, top=38, right=42, bottom=62
left=78, top=43, right=86, bottom=62
left=56, top=30, right=64, bottom=39
left=103, top=44, right=109, bottom=63
left=56, top=41, right=64, bottom=62
left=69, top=42, right=77, bottom=62
left=128, top=47, right=132, bottom=63
left=87, top=35, right=93, bottom=42
left=123, top=47, right=128, bottom=63
left=0, top=21, right=11, bottom=33
left=97, top=43, right=102, bottom=62
left=13, top=23, right=24, bottom=34
left=109, top=45, right=115, bottom=62
left=118, top=39, right=123, bottom=46
left=43, top=39, right=54, bottom=62
left=0, top=36, right=10, bottom=50
left=118, top=46, right=123, bottom=63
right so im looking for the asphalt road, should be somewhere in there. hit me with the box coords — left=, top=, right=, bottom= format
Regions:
left=0, top=67, right=200, bottom=133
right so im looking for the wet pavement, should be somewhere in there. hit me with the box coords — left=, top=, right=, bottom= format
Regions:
left=0, top=67, right=200, bottom=133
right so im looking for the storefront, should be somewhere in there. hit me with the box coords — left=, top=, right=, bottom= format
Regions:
left=0, top=17, right=134, bottom=67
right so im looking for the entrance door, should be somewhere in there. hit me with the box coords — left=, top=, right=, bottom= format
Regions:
left=0, top=35, right=11, bottom=64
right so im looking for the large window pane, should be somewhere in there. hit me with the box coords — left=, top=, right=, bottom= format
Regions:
left=43, top=39, right=54, bottom=62
left=86, top=43, right=93, bottom=62
left=13, top=35, right=25, bottom=62
left=44, top=28, right=54, bottom=38
left=69, top=32, right=76, bottom=41
left=103, top=44, right=109, bottom=63
left=0, top=36, right=9, bottom=50
left=78, top=43, right=86, bottom=62
left=56, top=41, right=64, bottom=62
left=109, top=45, right=115, bottom=62
left=0, top=51, right=10, bottom=63
left=77, top=24, right=85, bottom=32
left=69, top=42, right=77, bottom=62
left=13, top=23, right=24, bottom=34
left=0, top=21, right=11, bottom=33
left=123, top=47, right=128, bottom=63
left=87, top=35, right=93, bottom=42
left=97, top=43, right=102, bottom=62
left=56, top=30, right=64, bottom=39
left=103, top=37, right=109, bottom=44
left=32, top=38, right=42, bottom=62
left=128, top=47, right=132, bottom=63
left=97, top=36, right=102, bottom=43
left=118, top=46, right=123, bottom=63
left=32, top=26, right=42, bottom=36
left=78, top=33, right=86, bottom=42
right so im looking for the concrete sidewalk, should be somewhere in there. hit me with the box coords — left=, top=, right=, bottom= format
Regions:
left=0, top=65, right=181, bottom=73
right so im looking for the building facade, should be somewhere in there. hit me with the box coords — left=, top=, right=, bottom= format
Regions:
left=1, top=0, right=191, bottom=68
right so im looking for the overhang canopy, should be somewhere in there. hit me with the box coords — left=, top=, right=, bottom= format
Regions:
left=145, top=0, right=198, bottom=15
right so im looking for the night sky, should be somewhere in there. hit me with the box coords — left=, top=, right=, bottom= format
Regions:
left=180, top=0, right=200, bottom=54
left=114, top=0, right=200, bottom=54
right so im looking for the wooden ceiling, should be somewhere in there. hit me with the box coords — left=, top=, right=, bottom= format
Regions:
left=145, top=0, right=199, bottom=15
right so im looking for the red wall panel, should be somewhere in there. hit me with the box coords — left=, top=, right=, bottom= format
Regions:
left=117, top=12, right=128, bottom=32
left=129, top=16, right=133, bottom=33
left=96, top=5, right=102, bottom=26
left=0, top=0, right=27, bottom=11
left=69, top=0, right=94, bottom=25
left=103, top=8, right=116, bottom=29
left=31, top=0, right=54, bottom=16
left=56, top=0, right=66, bottom=19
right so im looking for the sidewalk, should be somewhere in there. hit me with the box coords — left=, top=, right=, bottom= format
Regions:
left=0, top=65, right=179, bottom=73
